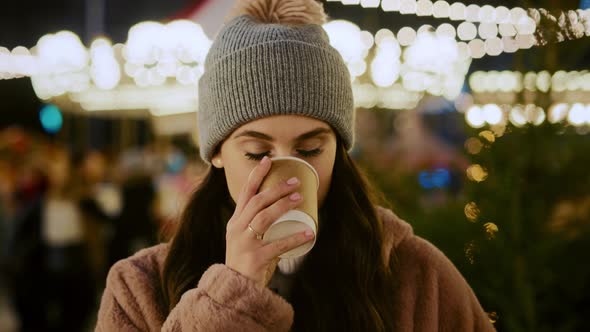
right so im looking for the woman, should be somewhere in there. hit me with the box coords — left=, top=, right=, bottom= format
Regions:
left=96, top=0, right=495, bottom=331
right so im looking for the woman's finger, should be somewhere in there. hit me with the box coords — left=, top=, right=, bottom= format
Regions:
left=239, top=177, right=301, bottom=232
left=234, top=156, right=272, bottom=216
left=260, top=230, right=315, bottom=259
left=247, top=189, right=302, bottom=234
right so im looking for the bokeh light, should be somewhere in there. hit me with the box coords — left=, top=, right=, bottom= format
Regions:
left=433, top=1, right=450, bottom=18
left=465, top=137, right=484, bottom=154
left=464, top=202, right=481, bottom=222
left=39, top=104, right=63, bottom=134
left=449, top=2, right=467, bottom=21
left=464, top=240, right=477, bottom=264
left=466, top=105, right=486, bottom=127
left=466, top=164, right=488, bottom=182
left=419, top=168, right=451, bottom=189
left=484, top=222, right=499, bottom=239
left=482, top=104, right=503, bottom=125
left=567, top=103, right=589, bottom=125
left=479, top=130, right=496, bottom=143
left=548, top=103, right=569, bottom=123
left=458, top=22, right=477, bottom=40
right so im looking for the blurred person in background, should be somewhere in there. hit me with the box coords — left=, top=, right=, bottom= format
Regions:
left=6, top=144, right=95, bottom=331
left=0, top=158, right=17, bottom=228
left=107, top=172, right=159, bottom=268
left=0, top=149, right=21, bottom=332
left=75, top=150, right=118, bottom=284
left=0, top=156, right=18, bottom=265
left=156, top=143, right=206, bottom=229
left=2, top=132, right=49, bottom=332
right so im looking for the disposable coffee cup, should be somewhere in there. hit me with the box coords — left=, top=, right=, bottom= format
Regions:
left=260, top=156, right=319, bottom=258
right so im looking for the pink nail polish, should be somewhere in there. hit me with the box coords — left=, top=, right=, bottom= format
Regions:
left=289, top=192, right=301, bottom=201
left=304, top=230, right=314, bottom=238
left=287, top=177, right=299, bottom=185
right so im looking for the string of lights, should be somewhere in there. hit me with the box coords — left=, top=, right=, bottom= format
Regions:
left=461, top=102, right=590, bottom=130
left=1, top=3, right=589, bottom=115
left=326, top=0, right=590, bottom=56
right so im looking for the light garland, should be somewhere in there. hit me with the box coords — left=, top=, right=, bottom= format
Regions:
left=463, top=102, right=590, bottom=129
left=90, top=38, right=121, bottom=90
left=330, top=0, right=590, bottom=59
left=322, top=20, right=374, bottom=79
left=353, top=82, right=423, bottom=109
left=470, top=70, right=590, bottom=93
left=326, top=20, right=471, bottom=99
left=0, top=4, right=587, bottom=117
left=24, top=20, right=212, bottom=104
left=402, top=31, right=470, bottom=99
left=0, top=20, right=418, bottom=114
left=66, top=84, right=199, bottom=117
left=123, top=20, right=210, bottom=87
left=343, top=0, right=532, bottom=25
left=333, top=0, right=585, bottom=28
left=370, top=33, right=401, bottom=87
left=0, top=46, right=37, bottom=79
left=32, top=19, right=466, bottom=112
left=372, top=23, right=534, bottom=60
left=324, top=20, right=470, bottom=105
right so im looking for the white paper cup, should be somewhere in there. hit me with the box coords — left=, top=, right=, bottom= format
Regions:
left=261, top=156, right=319, bottom=258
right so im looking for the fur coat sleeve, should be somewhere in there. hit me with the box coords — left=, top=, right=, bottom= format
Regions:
left=95, top=248, right=293, bottom=332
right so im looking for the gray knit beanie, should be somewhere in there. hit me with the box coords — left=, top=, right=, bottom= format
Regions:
left=196, top=0, right=354, bottom=164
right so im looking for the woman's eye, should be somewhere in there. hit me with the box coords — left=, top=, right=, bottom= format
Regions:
left=297, top=148, right=322, bottom=157
left=244, top=152, right=269, bottom=161
left=244, top=149, right=322, bottom=161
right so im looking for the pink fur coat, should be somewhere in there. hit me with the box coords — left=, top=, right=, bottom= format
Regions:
left=95, top=207, right=495, bottom=331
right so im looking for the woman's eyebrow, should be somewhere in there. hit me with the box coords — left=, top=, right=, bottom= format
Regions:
left=233, top=127, right=331, bottom=142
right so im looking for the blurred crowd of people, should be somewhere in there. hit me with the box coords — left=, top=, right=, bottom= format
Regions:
left=0, top=127, right=205, bottom=331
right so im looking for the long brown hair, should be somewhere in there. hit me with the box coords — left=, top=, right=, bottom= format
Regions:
left=162, top=136, right=398, bottom=331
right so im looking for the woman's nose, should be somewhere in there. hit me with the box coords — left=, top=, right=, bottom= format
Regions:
left=273, top=148, right=297, bottom=158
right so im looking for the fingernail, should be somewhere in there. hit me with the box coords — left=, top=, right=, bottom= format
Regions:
left=289, top=192, right=301, bottom=201
left=261, top=156, right=270, bottom=164
left=286, top=177, right=299, bottom=185
left=304, top=230, right=314, bottom=238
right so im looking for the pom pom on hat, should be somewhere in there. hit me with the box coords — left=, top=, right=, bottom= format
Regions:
left=229, top=0, right=327, bottom=25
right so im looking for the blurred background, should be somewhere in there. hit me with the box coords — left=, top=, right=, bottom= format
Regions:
left=1, top=0, right=589, bottom=331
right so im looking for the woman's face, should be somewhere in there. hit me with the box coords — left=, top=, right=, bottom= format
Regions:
left=212, top=115, right=337, bottom=208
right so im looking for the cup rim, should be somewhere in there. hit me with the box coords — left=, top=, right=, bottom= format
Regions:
left=270, top=156, right=320, bottom=189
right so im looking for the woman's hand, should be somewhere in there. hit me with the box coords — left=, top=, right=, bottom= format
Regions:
left=225, top=156, right=315, bottom=288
